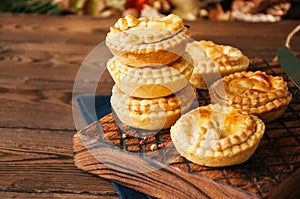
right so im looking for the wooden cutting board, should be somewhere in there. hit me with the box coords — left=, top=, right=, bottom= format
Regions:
left=73, top=58, right=300, bottom=199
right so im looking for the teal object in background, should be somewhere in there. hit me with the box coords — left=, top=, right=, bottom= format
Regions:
left=277, top=46, right=300, bottom=88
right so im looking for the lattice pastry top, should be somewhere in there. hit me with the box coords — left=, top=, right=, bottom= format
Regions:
left=210, top=71, right=292, bottom=118
left=105, top=14, right=191, bottom=67
left=107, top=14, right=184, bottom=44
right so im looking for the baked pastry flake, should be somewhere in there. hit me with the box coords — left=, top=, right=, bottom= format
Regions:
left=170, top=104, right=265, bottom=167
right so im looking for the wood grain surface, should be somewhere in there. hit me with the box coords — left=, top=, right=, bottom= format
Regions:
left=1, top=12, right=300, bottom=198
left=0, top=13, right=117, bottom=198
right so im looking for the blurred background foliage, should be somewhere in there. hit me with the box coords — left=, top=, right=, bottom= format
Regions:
left=0, top=0, right=299, bottom=21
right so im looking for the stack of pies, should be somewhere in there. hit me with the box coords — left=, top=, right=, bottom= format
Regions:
left=186, top=40, right=249, bottom=89
left=103, top=14, right=292, bottom=167
left=106, top=14, right=195, bottom=130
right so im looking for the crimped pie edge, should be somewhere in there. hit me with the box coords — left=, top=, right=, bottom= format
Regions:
left=107, top=56, right=194, bottom=98
left=106, top=26, right=190, bottom=54
left=111, top=85, right=195, bottom=130
left=170, top=104, right=265, bottom=166
left=111, top=84, right=196, bottom=113
left=209, top=71, right=292, bottom=116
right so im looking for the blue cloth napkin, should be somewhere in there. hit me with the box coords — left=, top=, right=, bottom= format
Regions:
left=76, top=95, right=154, bottom=199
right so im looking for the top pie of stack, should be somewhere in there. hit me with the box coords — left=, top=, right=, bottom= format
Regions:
left=106, top=14, right=191, bottom=67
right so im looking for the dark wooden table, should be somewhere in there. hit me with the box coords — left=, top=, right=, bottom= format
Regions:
left=0, top=13, right=299, bottom=198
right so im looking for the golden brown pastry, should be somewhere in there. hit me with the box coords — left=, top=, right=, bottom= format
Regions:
left=170, top=104, right=265, bottom=167
left=106, top=14, right=191, bottom=67
left=107, top=53, right=194, bottom=98
left=111, top=84, right=196, bottom=130
left=186, top=40, right=249, bottom=89
left=210, top=71, right=292, bottom=122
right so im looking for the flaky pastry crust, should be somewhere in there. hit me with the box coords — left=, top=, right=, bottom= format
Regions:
left=111, top=85, right=196, bottom=130
left=210, top=71, right=292, bottom=122
left=186, top=40, right=249, bottom=89
left=170, top=104, right=265, bottom=167
left=106, top=14, right=191, bottom=67
left=107, top=54, right=194, bottom=98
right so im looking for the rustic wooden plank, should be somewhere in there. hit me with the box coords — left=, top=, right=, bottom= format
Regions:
left=0, top=13, right=118, bottom=198
left=0, top=166, right=117, bottom=197
left=0, top=29, right=105, bottom=44
left=0, top=56, right=79, bottom=81
left=0, top=98, right=75, bottom=130
left=0, top=127, right=118, bottom=197
left=187, top=21, right=300, bottom=60
left=0, top=13, right=298, bottom=38
left=0, top=41, right=93, bottom=63
left=74, top=113, right=300, bottom=199
left=0, top=13, right=299, bottom=61
left=0, top=13, right=116, bottom=33
left=0, top=41, right=113, bottom=129
left=0, top=127, right=73, bottom=151
left=267, top=168, right=300, bottom=199
left=0, top=40, right=114, bottom=91
left=0, top=74, right=106, bottom=130
left=0, top=71, right=113, bottom=94
left=0, top=192, right=118, bottom=199
left=1, top=23, right=298, bottom=57
left=74, top=122, right=258, bottom=199
left=0, top=66, right=112, bottom=130
left=0, top=14, right=111, bottom=44
left=187, top=20, right=300, bottom=37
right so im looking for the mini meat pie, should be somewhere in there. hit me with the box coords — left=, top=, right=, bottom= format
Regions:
left=111, top=84, right=195, bottom=130
left=170, top=104, right=265, bottom=167
left=107, top=54, right=193, bottom=98
left=106, top=14, right=191, bottom=67
left=210, top=71, right=292, bottom=122
left=186, top=40, right=249, bottom=89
